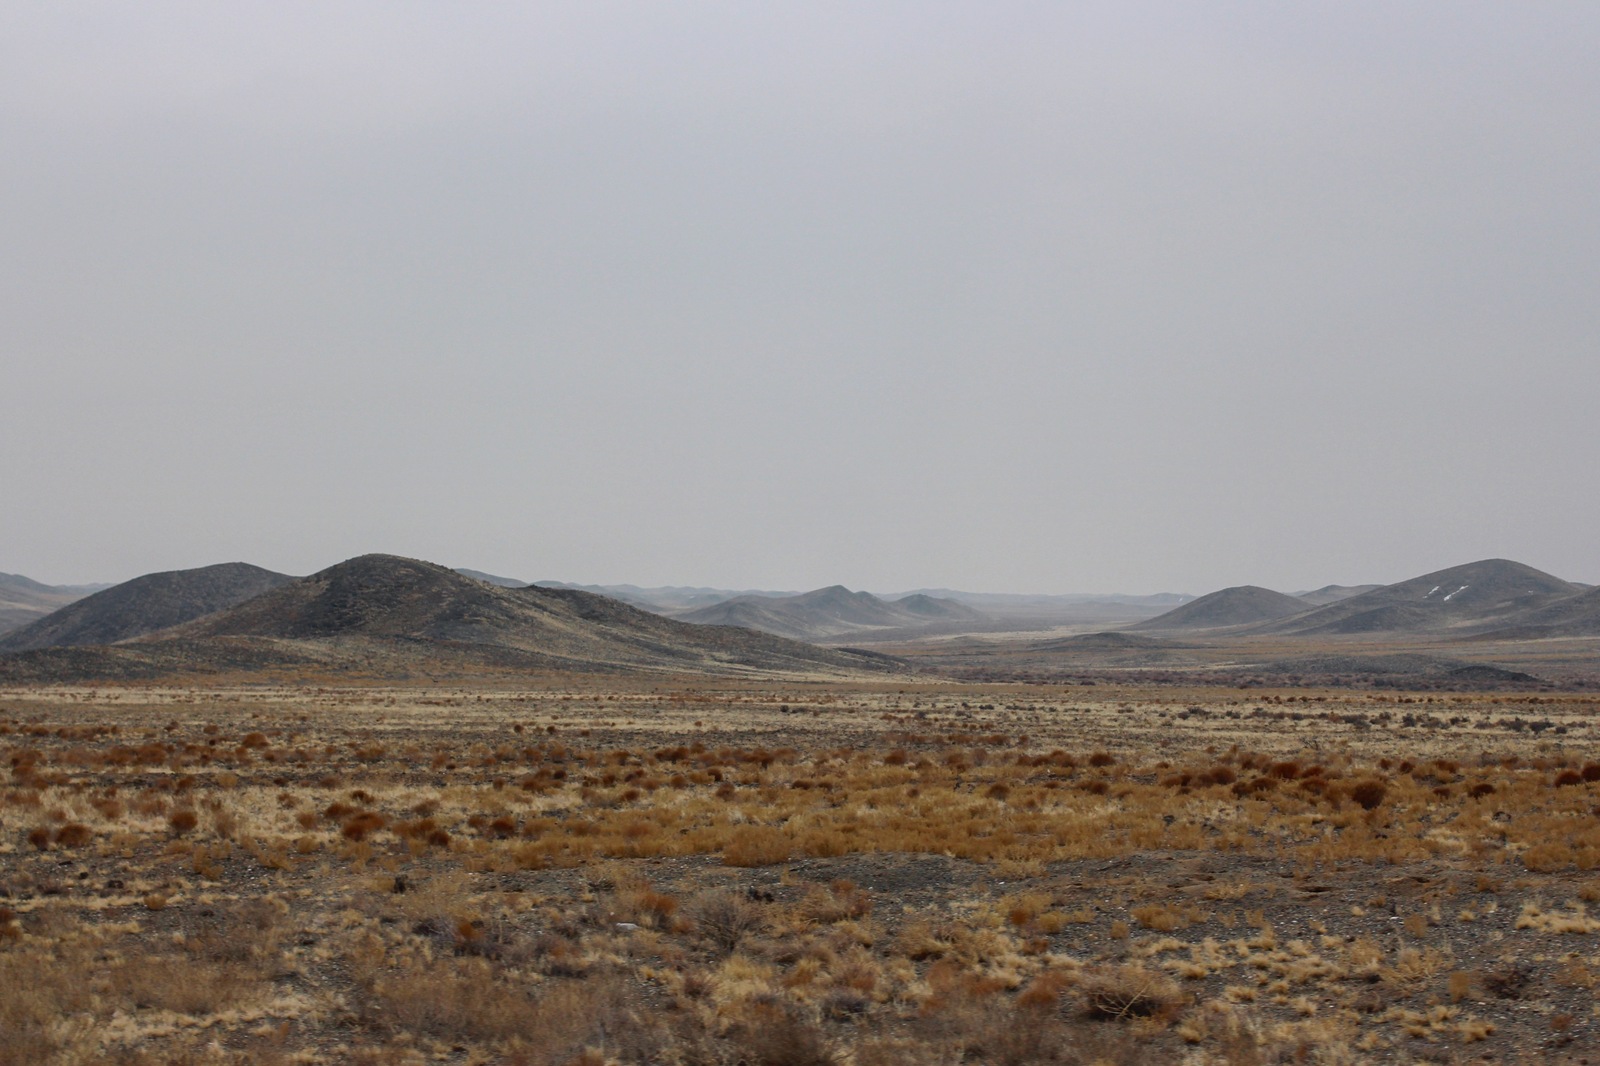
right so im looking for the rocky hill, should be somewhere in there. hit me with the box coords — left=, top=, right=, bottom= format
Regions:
left=1130, top=585, right=1311, bottom=631
left=0, top=563, right=295, bottom=652
left=0, top=556, right=901, bottom=682
left=1253, top=559, right=1580, bottom=637
left=678, top=585, right=982, bottom=641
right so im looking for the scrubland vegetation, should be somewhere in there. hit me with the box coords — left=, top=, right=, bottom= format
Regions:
left=3, top=680, right=1599, bottom=1063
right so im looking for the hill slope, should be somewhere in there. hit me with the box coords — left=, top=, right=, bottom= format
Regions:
left=0, top=563, right=295, bottom=652
left=0, top=556, right=900, bottom=681
left=1255, top=559, right=1580, bottom=636
left=1481, top=586, right=1600, bottom=638
left=1130, top=586, right=1311, bottom=631
left=678, top=585, right=982, bottom=641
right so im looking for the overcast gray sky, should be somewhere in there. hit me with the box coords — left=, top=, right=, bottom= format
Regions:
left=4, top=2, right=1597, bottom=594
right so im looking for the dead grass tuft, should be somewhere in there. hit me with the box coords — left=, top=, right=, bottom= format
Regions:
left=1080, top=964, right=1185, bottom=1022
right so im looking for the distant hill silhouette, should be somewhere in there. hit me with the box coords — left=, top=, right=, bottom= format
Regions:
left=678, top=585, right=982, bottom=641
left=1294, top=584, right=1384, bottom=606
left=0, top=573, right=108, bottom=636
left=453, top=568, right=528, bottom=588
left=0, top=555, right=901, bottom=682
left=533, top=581, right=801, bottom=612
left=1130, top=586, right=1310, bottom=631
left=1253, top=559, right=1580, bottom=636
left=0, top=563, right=295, bottom=652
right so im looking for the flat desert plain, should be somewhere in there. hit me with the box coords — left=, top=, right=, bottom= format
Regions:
left=3, top=678, right=1600, bottom=1064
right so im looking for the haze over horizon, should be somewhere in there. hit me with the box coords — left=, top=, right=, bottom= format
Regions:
left=5, top=3, right=1597, bottom=594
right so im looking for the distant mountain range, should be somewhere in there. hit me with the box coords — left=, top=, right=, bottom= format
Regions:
left=0, top=573, right=113, bottom=636
left=508, top=577, right=1193, bottom=628
left=1291, top=584, right=1385, bottom=606
left=0, top=555, right=898, bottom=682
left=4, top=554, right=1594, bottom=686
left=527, top=580, right=804, bottom=612
left=676, top=585, right=983, bottom=642
left=1132, top=560, right=1599, bottom=639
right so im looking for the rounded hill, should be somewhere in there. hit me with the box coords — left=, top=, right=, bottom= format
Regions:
left=1259, top=559, right=1581, bottom=636
left=1130, top=586, right=1310, bottom=631
left=0, top=563, right=295, bottom=653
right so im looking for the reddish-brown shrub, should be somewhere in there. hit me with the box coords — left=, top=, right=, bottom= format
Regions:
left=1017, top=970, right=1071, bottom=1011
left=342, top=811, right=387, bottom=841
left=54, top=823, right=92, bottom=847
left=1349, top=780, right=1388, bottom=811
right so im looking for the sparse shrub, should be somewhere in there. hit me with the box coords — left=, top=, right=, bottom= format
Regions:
left=1130, top=903, right=1181, bottom=932
left=1016, top=969, right=1071, bottom=1010
left=728, top=1001, right=837, bottom=1066
left=54, top=823, right=92, bottom=847
left=692, top=890, right=764, bottom=952
left=1080, top=964, right=1184, bottom=1021
left=168, top=809, right=199, bottom=834
left=722, top=826, right=790, bottom=867
left=1349, top=780, right=1388, bottom=810
left=637, top=888, right=678, bottom=921
left=342, top=811, right=387, bottom=841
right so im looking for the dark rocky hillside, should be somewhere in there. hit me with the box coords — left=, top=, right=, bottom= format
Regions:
left=0, top=563, right=294, bottom=652
left=1254, top=559, right=1580, bottom=636
left=0, top=556, right=902, bottom=682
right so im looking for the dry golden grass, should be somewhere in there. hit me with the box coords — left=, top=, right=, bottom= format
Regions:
left=2, top=678, right=1599, bottom=1062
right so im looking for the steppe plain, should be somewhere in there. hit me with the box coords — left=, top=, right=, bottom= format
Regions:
left=6, top=664, right=1600, bottom=1065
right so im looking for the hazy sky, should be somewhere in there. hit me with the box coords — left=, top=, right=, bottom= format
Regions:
left=4, top=3, right=1597, bottom=593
